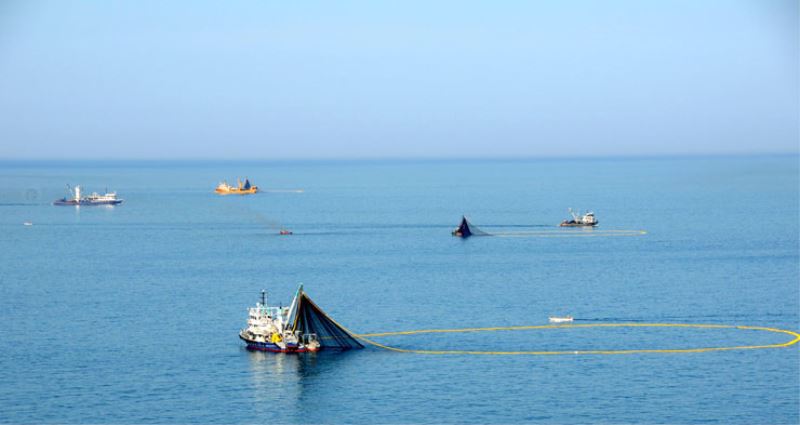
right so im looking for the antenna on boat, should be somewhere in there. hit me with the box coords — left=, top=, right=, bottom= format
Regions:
left=261, top=290, right=266, bottom=307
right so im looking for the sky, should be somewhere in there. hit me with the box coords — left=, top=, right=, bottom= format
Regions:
left=0, top=0, right=797, bottom=160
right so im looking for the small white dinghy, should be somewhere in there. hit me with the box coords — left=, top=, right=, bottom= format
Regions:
left=549, top=316, right=574, bottom=323
left=23, top=222, right=33, bottom=226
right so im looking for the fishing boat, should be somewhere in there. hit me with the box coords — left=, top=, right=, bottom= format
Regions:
left=452, top=216, right=489, bottom=238
left=559, top=208, right=598, bottom=227
left=215, top=178, right=258, bottom=195
left=53, top=185, right=124, bottom=206
left=239, top=285, right=363, bottom=353
left=279, top=229, right=293, bottom=235
left=549, top=316, right=574, bottom=323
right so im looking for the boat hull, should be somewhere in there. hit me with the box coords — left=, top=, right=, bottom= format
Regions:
left=559, top=222, right=598, bottom=227
left=53, top=199, right=124, bottom=206
left=215, top=188, right=258, bottom=195
left=239, top=334, right=308, bottom=353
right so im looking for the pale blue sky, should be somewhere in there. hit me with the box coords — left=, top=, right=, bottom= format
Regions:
left=0, top=0, right=797, bottom=159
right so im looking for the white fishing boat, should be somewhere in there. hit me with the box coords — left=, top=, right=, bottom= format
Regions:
left=549, top=316, right=574, bottom=323
left=239, top=289, right=315, bottom=353
left=239, top=285, right=363, bottom=353
left=84, top=191, right=122, bottom=204
left=53, top=185, right=123, bottom=206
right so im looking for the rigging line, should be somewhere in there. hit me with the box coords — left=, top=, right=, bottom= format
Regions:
left=491, top=234, right=645, bottom=238
left=348, top=323, right=800, bottom=356
left=489, top=230, right=647, bottom=237
left=492, top=229, right=646, bottom=233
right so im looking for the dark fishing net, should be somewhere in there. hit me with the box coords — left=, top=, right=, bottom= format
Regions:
left=292, top=293, right=363, bottom=350
left=452, top=216, right=490, bottom=237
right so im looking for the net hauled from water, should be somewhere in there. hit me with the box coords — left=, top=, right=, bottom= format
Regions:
left=452, top=216, right=489, bottom=237
left=290, top=289, right=364, bottom=350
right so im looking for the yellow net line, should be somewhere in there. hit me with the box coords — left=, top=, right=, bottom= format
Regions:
left=346, top=323, right=800, bottom=356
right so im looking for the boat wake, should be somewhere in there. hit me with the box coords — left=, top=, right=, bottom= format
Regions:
left=262, top=189, right=304, bottom=193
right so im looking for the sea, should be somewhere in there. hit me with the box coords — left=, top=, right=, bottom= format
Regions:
left=1, top=156, right=798, bottom=424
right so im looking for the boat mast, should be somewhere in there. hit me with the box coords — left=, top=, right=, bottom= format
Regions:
left=287, top=284, right=303, bottom=330
left=260, top=290, right=268, bottom=316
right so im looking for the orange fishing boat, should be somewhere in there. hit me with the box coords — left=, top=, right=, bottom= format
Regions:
left=215, top=178, right=258, bottom=195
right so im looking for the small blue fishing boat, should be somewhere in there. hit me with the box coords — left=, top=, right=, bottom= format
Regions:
left=452, top=216, right=488, bottom=238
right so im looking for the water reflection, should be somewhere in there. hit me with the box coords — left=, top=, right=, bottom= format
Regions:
left=246, top=348, right=366, bottom=421
left=247, top=350, right=302, bottom=407
left=69, top=203, right=118, bottom=218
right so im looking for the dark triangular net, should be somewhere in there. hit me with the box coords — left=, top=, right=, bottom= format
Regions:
left=452, top=216, right=489, bottom=237
left=292, top=293, right=363, bottom=350
left=243, top=179, right=251, bottom=190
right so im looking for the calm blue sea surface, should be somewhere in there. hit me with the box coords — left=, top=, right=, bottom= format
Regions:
left=1, top=157, right=798, bottom=424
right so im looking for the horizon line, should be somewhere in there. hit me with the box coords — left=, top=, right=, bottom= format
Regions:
left=0, top=151, right=797, bottom=163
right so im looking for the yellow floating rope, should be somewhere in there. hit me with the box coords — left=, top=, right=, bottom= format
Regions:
left=350, top=323, right=800, bottom=356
